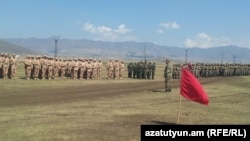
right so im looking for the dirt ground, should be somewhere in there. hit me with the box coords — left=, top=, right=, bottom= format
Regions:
left=0, top=77, right=216, bottom=107
left=1, top=71, right=249, bottom=141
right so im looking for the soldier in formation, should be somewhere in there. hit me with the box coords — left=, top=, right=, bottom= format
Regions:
left=172, top=63, right=181, bottom=79
left=23, top=55, right=104, bottom=80
left=171, top=62, right=250, bottom=79
left=106, top=59, right=125, bottom=79
left=127, top=60, right=156, bottom=80
left=0, top=53, right=18, bottom=80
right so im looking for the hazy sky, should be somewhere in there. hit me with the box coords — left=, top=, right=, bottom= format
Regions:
left=1, top=0, right=249, bottom=48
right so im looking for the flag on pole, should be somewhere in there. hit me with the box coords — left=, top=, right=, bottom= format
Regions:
left=180, top=67, right=209, bottom=105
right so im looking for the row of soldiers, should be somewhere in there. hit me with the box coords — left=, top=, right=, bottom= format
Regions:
left=24, top=55, right=104, bottom=80
left=172, top=63, right=250, bottom=79
left=127, top=61, right=156, bottom=80
left=106, top=59, right=125, bottom=79
left=0, top=53, right=18, bottom=79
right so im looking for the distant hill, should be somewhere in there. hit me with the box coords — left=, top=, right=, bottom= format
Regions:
left=2, top=38, right=250, bottom=64
left=0, top=39, right=40, bottom=56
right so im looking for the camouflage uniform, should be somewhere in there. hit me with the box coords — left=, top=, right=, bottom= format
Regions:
left=91, top=59, right=98, bottom=79
left=32, top=56, right=40, bottom=80
left=40, top=56, right=48, bottom=79
left=2, top=54, right=10, bottom=79
left=9, top=54, right=18, bottom=79
left=114, top=60, right=120, bottom=79
left=97, top=59, right=103, bottom=80
left=78, top=59, right=85, bottom=79
left=127, top=62, right=133, bottom=78
left=52, top=58, right=60, bottom=79
left=71, top=59, right=79, bottom=80
left=24, top=56, right=33, bottom=79
left=132, top=63, right=137, bottom=78
left=107, top=60, right=114, bottom=79
left=0, top=54, right=3, bottom=78
left=119, top=61, right=124, bottom=79
left=151, top=62, right=156, bottom=79
left=164, top=59, right=172, bottom=92
left=147, top=62, right=152, bottom=79
left=47, top=58, right=54, bottom=80
left=86, top=60, right=92, bottom=79
left=59, top=59, right=67, bottom=78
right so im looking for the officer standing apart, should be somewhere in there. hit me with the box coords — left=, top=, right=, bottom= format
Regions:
left=164, top=59, right=172, bottom=92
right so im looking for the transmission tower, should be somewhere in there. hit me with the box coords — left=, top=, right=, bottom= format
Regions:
left=233, top=55, right=237, bottom=64
left=54, top=36, right=60, bottom=58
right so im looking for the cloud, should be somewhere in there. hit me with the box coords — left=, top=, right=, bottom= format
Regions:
left=156, top=21, right=180, bottom=34
left=160, top=22, right=180, bottom=29
left=184, top=33, right=231, bottom=48
left=114, top=24, right=132, bottom=34
left=82, top=23, right=134, bottom=41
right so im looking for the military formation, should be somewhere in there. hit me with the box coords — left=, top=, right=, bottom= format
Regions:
left=127, top=61, right=156, bottom=80
left=172, top=63, right=250, bottom=79
left=24, top=55, right=104, bottom=80
left=0, top=53, right=18, bottom=79
left=106, top=59, right=125, bottom=79
left=2, top=52, right=250, bottom=81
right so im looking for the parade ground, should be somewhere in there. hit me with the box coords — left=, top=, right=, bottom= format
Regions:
left=0, top=63, right=249, bottom=141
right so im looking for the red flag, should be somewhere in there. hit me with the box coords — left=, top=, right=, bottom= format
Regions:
left=180, top=68, right=209, bottom=105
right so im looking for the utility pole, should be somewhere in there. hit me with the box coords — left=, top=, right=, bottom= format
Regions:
left=144, top=44, right=147, bottom=63
left=221, top=51, right=224, bottom=64
left=233, top=55, right=236, bottom=64
left=185, top=48, right=189, bottom=64
left=54, top=36, right=60, bottom=58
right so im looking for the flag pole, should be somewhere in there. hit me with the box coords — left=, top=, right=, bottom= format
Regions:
left=177, top=48, right=188, bottom=124
left=177, top=93, right=182, bottom=124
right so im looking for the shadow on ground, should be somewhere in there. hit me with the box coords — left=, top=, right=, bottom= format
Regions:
left=150, top=120, right=179, bottom=125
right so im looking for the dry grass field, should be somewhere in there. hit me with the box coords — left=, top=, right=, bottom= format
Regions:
left=0, top=62, right=250, bottom=141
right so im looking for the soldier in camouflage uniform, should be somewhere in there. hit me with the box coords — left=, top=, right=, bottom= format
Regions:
left=119, top=61, right=124, bottom=79
left=172, top=64, right=177, bottom=79
left=78, top=58, right=85, bottom=79
left=107, top=59, right=114, bottom=79
left=91, top=59, right=98, bottom=79
left=59, top=58, right=67, bottom=78
left=9, top=54, right=18, bottom=79
left=2, top=54, right=10, bottom=80
left=151, top=62, right=156, bottom=79
left=142, top=61, right=148, bottom=79
left=40, top=56, right=48, bottom=80
left=137, top=61, right=143, bottom=79
left=52, top=58, right=59, bottom=79
left=24, top=56, right=33, bottom=80
left=86, top=60, right=92, bottom=79
left=147, top=62, right=152, bottom=79
left=127, top=62, right=133, bottom=78
left=47, top=57, right=54, bottom=80
left=71, top=58, right=79, bottom=80
left=0, top=54, right=3, bottom=78
left=66, top=59, right=72, bottom=77
left=113, top=60, right=120, bottom=79
left=97, top=59, right=103, bottom=80
left=32, top=56, right=40, bottom=80
left=164, top=59, right=172, bottom=92
left=132, top=62, right=137, bottom=78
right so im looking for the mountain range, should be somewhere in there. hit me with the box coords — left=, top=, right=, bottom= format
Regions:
left=1, top=38, right=250, bottom=64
